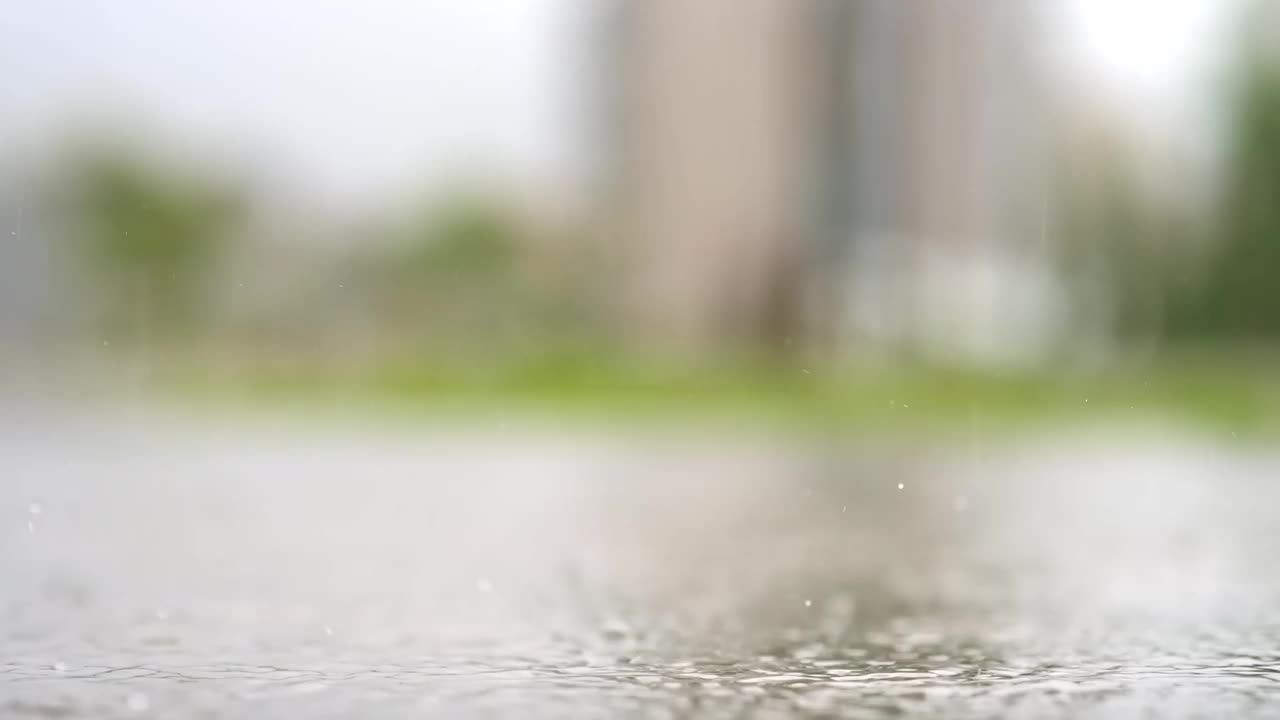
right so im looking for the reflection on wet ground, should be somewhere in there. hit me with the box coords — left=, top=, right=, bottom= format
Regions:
left=3, top=410, right=1280, bottom=718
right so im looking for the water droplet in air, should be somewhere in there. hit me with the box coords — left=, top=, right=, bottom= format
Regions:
left=28, top=502, right=41, bottom=515
left=125, top=692, right=149, bottom=712
left=600, top=619, right=631, bottom=642
left=804, top=599, right=812, bottom=608
left=52, top=661, right=67, bottom=672
left=897, top=483, right=905, bottom=490
left=323, top=625, right=334, bottom=637
left=27, top=520, right=34, bottom=533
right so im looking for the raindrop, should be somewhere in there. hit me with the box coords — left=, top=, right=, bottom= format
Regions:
left=28, top=502, right=42, bottom=515
left=801, top=369, right=811, bottom=375
left=125, top=692, right=149, bottom=712
left=897, top=483, right=905, bottom=490
left=154, top=608, right=169, bottom=621
left=27, top=520, right=35, bottom=534
left=841, top=505, right=847, bottom=513
left=52, top=661, right=67, bottom=672
left=103, top=340, right=110, bottom=347
left=804, top=599, right=812, bottom=608
left=600, top=620, right=631, bottom=642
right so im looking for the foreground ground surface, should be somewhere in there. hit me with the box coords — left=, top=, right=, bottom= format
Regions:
left=3, top=405, right=1280, bottom=718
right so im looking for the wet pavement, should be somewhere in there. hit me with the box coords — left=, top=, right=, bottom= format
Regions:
left=3, top=410, right=1280, bottom=718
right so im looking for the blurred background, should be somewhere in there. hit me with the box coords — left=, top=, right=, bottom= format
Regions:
left=9, top=3, right=1280, bottom=717
left=2, top=0, right=1278, bottom=431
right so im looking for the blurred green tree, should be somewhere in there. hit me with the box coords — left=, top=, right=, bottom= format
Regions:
left=370, top=194, right=522, bottom=333
left=1191, top=58, right=1280, bottom=337
left=61, top=147, right=244, bottom=341
left=416, top=196, right=517, bottom=275
left=1049, top=116, right=1200, bottom=348
left=1166, top=3, right=1280, bottom=340
left=350, top=192, right=602, bottom=363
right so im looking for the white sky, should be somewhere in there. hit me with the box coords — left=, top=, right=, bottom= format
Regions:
left=1, top=0, right=586, bottom=208
left=1056, top=0, right=1233, bottom=95
left=0, top=0, right=1241, bottom=211
left=1051, top=0, right=1239, bottom=128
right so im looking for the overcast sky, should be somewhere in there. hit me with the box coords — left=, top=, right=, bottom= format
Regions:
left=0, top=0, right=1240, bottom=211
left=1, top=0, right=585, bottom=208
left=1052, top=0, right=1240, bottom=148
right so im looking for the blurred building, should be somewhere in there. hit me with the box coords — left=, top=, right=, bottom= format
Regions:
left=599, top=0, right=830, bottom=355
left=602, top=0, right=1057, bottom=364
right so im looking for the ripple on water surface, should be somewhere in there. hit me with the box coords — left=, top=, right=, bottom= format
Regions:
left=2, top=420, right=1279, bottom=718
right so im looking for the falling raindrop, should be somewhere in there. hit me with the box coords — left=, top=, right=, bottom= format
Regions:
left=897, top=483, right=905, bottom=490
left=804, top=599, right=812, bottom=608
left=126, top=692, right=149, bottom=712
left=28, top=502, right=41, bottom=515
left=52, top=661, right=67, bottom=672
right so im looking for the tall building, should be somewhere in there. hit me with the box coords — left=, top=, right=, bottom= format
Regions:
left=600, top=0, right=833, bottom=355
left=601, top=0, right=1054, bottom=363
left=843, top=0, right=1055, bottom=363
